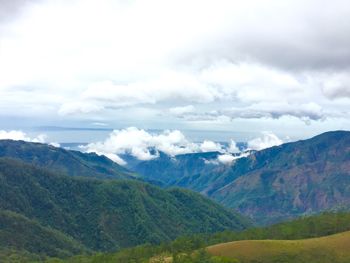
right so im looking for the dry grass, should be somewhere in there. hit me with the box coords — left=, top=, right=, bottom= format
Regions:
left=149, top=254, right=173, bottom=263
left=207, top=230, right=350, bottom=262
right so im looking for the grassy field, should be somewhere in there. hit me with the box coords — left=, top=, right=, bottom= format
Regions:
left=207, top=230, right=350, bottom=263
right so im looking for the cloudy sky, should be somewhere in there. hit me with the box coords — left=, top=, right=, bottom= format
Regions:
left=1, top=0, right=350, bottom=145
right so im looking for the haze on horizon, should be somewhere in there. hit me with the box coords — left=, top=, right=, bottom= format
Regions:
left=0, top=0, right=350, bottom=145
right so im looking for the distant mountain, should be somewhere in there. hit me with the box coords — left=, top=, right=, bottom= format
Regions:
left=126, top=131, right=350, bottom=225
left=124, top=151, right=224, bottom=187
left=209, top=130, right=350, bottom=224
left=0, top=158, right=249, bottom=257
left=0, top=140, right=134, bottom=180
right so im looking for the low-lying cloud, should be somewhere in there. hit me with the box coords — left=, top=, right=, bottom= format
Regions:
left=0, top=130, right=59, bottom=147
left=0, top=130, right=46, bottom=142
left=83, top=127, right=211, bottom=164
left=247, top=132, right=283, bottom=151
left=82, top=127, right=283, bottom=165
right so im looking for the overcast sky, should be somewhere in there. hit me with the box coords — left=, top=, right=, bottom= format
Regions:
left=1, top=0, right=350, bottom=143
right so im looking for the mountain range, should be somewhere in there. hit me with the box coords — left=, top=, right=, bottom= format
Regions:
left=125, top=131, right=350, bottom=224
left=1, top=130, right=350, bottom=260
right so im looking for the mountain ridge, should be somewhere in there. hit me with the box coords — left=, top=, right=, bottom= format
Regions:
left=0, top=139, right=134, bottom=180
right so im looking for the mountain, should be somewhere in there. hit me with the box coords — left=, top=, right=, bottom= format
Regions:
left=209, top=130, right=350, bottom=224
left=0, top=158, right=249, bottom=258
left=126, top=131, right=350, bottom=225
left=0, top=140, right=134, bottom=180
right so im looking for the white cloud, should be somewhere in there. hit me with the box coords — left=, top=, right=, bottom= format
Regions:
left=222, top=102, right=325, bottom=122
left=248, top=132, right=283, bottom=151
left=82, top=127, right=287, bottom=165
left=103, top=153, right=127, bottom=166
left=217, top=151, right=251, bottom=164
left=58, top=102, right=103, bottom=116
left=200, top=140, right=222, bottom=152
left=83, top=127, right=198, bottom=162
left=321, top=72, right=350, bottom=99
left=0, top=130, right=62, bottom=147
left=49, top=142, right=61, bottom=147
left=227, top=139, right=240, bottom=153
left=91, top=122, right=108, bottom=126
left=169, top=105, right=195, bottom=116
left=217, top=154, right=236, bottom=164
left=215, top=133, right=284, bottom=164
left=83, top=127, right=248, bottom=164
left=203, top=158, right=219, bottom=165
left=0, top=130, right=46, bottom=142
left=214, top=133, right=282, bottom=164
left=56, top=62, right=336, bottom=124
left=59, top=73, right=222, bottom=115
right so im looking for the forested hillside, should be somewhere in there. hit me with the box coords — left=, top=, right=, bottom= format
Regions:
left=0, top=158, right=249, bottom=259
left=48, top=212, right=350, bottom=262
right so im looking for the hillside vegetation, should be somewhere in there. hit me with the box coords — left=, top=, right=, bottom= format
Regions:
left=47, top=212, right=350, bottom=263
left=0, top=157, right=248, bottom=259
left=0, top=210, right=88, bottom=260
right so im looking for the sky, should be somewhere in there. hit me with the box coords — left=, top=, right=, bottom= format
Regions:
left=0, top=0, right=350, bottom=151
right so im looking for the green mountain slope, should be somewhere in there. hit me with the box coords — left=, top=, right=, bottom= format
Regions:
left=0, top=158, right=249, bottom=256
left=0, top=140, right=134, bottom=180
left=0, top=210, right=88, bottom=259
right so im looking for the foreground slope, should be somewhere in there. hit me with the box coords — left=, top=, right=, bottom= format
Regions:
left=52, top=212, right=350, bottom=263
left=208, top=231, right=350, bottom=263
left=0, top=139, right=134, bottom=180
left=0, top=158, right=249, bottom=255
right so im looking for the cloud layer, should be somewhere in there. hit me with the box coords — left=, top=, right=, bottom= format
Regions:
left=83, top=127, right=283, bottom=165
left=0, top=0, right=349, bottom=136
left=83, top=127, right=216, bottom=163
